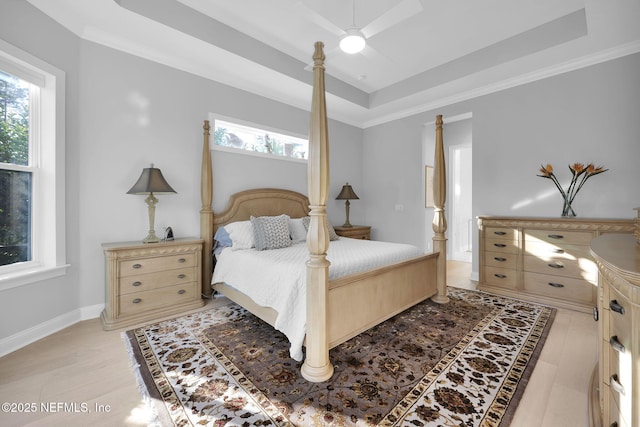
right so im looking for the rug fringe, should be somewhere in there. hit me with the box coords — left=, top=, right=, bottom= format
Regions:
left=121, top=331, right=162, bottom=427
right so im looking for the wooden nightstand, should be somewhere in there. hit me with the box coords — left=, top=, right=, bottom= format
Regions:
left=101, top=238, right=205, bottom=330
left=334, top=225, right=371, bottom=240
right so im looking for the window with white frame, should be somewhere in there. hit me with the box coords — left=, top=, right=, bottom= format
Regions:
left=212, top=116, right=308, bottom=161
left=0, top=40, right=67, bottom=289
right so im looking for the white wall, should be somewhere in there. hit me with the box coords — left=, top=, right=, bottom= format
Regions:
left=364, top=52, right=640, bottom=276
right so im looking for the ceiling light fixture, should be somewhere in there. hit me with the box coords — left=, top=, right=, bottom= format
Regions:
left=340, top=29, right=366, bottom=54
left=340, top=0, right=366, bottom=54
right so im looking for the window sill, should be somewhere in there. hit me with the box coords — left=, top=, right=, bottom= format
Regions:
left=0, top=264, right=70, bottom=291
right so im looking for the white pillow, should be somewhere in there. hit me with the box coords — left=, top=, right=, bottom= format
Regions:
left=224, top=220, right=255, bottom=250
left=289, top=217, right=308, bottom=243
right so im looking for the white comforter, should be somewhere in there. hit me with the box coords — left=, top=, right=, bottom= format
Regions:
left=211, top=238, right=423, bottom=361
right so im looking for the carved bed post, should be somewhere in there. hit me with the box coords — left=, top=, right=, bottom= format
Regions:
left=200, top=120, right=214, bottom=296
left=431, top=115, right=450, bottom=304
left=301, top=42, right=334, bottom=382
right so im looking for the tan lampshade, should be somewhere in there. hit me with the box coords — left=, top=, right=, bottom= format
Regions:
left=127, top=165, right=176, bottom=195
left=336, top=183, right=359, bottom=200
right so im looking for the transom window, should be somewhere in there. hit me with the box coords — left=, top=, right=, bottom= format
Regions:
left=212, top=117, right=308, bottom=162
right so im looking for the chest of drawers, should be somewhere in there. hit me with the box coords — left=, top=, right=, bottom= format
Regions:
left=101, top=238, right=205, bottom=330
left=590, top=234, right=639, bottom=427
left=478, top=217, right=634, bottom=313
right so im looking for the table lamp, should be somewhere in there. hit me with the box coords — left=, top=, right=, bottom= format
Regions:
left=127, top=164, right=176, bottom=243
left=336, top=183, right=359, bottom=227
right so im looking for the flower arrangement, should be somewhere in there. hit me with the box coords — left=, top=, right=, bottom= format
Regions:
left=537, top=163, right=608, bottom=216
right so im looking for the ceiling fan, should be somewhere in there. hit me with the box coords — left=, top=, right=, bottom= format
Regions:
left=296, top=0, right=423, bottom=60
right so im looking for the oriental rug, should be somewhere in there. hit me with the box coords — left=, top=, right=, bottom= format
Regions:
left=123, top=288, right=555, bottom=426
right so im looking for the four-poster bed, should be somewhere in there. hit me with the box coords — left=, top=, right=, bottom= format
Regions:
left=199, top=42, right=449, bottom=382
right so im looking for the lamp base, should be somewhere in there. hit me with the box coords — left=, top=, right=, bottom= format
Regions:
left=143, top=232, right=160, bottom=243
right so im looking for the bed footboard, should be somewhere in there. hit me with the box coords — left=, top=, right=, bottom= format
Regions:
left=327, top=253, right=438, bottom=348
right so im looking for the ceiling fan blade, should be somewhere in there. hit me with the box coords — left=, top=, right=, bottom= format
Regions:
left=294, top=1, right=345, bottom=37
left=361, top=0, right=423, bottom=39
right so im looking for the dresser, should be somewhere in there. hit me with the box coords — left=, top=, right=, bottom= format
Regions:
left=478, top=217, right=634, bottom=313
left=590, top=234, right=640, bottom=427
left=101, top=238, right=205, bottom=330
left=334, top=225, right=371, bottom=240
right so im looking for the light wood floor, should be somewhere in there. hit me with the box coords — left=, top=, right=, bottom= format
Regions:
left=0, top=261, right=597, bottom=426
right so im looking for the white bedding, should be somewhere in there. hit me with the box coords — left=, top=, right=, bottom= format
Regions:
left=211, top=237, right=423, bottom=361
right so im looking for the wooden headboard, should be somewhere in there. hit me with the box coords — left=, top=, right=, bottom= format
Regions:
left=212, top=188, right=310, bottom=235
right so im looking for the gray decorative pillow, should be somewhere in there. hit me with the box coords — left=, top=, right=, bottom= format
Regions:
left=251, top=215, right=292, bottom=251
left=301, top=216, right=339, bottom=241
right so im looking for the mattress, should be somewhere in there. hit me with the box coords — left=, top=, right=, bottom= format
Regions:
left=212, top=237, right=423, bottom=361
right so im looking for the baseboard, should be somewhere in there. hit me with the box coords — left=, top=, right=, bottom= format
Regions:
left=0, top=303, right=104, bottom=358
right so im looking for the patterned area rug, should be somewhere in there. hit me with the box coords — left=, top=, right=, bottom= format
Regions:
left=123, top=288, right=555, bottom=426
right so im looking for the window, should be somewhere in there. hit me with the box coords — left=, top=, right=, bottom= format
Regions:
left=0, top=40, right=67, bottom=290
left=1, top=72, right=32, bottom=267
left=212, top=116, right=308, bottom=162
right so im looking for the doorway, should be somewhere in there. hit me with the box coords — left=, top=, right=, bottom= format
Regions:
left=449, top=144, right=472, bottom=262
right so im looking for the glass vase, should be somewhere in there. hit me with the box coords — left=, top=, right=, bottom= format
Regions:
left=561, top=196, right=576, bottom=217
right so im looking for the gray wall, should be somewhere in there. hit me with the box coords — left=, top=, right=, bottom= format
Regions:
left=363, top=52, right=640, bottom=275
left=0, top=2, right=362, bottom=342
left=2, top=0, right=639, bottom=348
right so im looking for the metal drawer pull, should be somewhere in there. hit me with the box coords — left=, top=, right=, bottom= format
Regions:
left=547, top=234, right=564, bottom=239
left=177, top=274, right=186, bottom=279
left=494, top=274, right=507, bottom=279
left=132, top=263, right=142, bottom=269
left=132, top=281, right=142, bottom=287
left=548, top=282, right=565, bottom=288
left=610, top=300, right=625, bottom=315
left=493, top=243, right=507, bottom=248
left=494, top=257, right=507, bottom=262
left=178, top=289, right=186, bottom=294
left=494, top=231, right=507, bottom=236
left=609, top=336, right=625, bottom=353
left=178, top=258, right=186, bottom=263
left=610, top=374, right=625, bottom=396
left=548, top=263, right=564, bottom=269
left=132, top=298, right=142, bottom=304
left=610, top=422, right=618, bottom=427
left=552, top=248, right=565, bottom=254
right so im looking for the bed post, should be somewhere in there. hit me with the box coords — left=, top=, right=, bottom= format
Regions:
left=200, top=120, right=214, bottom=297
left=301, top=42, right=334, bottom=383
left=431, top=114, right=450, bottom=304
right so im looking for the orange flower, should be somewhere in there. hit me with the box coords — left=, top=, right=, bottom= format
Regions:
left=570, top=163, right=585, bottom=174
left=537, top=161, right=608, bottom=216
left=538, top=164, right=553, bottom=177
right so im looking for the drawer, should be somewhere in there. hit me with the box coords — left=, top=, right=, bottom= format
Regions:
left=484, top=266, right=517, bottom=289
left=524, top=229, right=594, bottom=245
left=523, top=255, right=596, bottom=282
left=485, top=227, right=518, bottom=241
left=485, top=238, right=518, bottom=254
left=119, top=253, right=196, bottom=277
left=119, top=282, right=199, bottom=316
left=118, top=267, right=196, bottom=295
left=485, top=251, right=517, bottom=269
left=524, top=240, right=591, bottom=260
left=523, top=271, right=596, bottom=304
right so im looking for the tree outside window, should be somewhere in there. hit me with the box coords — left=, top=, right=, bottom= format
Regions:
left=0, top=71, right=31, bottom=266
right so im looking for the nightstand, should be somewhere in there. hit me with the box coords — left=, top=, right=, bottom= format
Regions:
left=101, top=238, right=205, bottom=330
left=334, top=225, right=371, bottom=240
